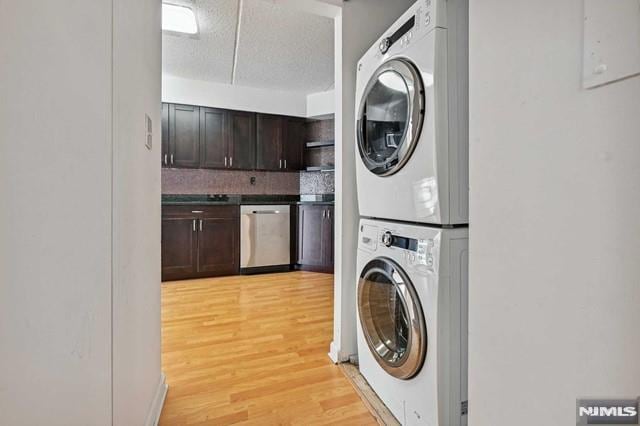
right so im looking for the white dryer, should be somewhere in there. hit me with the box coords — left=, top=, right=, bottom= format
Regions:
left=356, top=218, right=468, bottom=425
left=355, top=0, right=468, bottom=225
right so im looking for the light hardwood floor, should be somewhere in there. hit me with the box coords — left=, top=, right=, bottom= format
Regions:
left=160, top=271, right=377, bottom=425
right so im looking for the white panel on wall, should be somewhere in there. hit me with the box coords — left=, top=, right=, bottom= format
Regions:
left=583, top=0, right=640, bottom=88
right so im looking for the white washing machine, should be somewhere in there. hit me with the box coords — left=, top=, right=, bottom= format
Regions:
left=355, top=0, right=468, bottom=225
left=356, top=218, right=468, bottom=426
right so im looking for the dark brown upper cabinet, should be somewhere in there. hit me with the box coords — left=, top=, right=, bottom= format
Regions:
left=228, top=110, right=256, bottom=170
left=200, top=107, right=228, bottom=169
left=161, top=103, right=169, bottom=167
left=169, top=104, right=201, bottom=168
left=257, top=114, right=306, bottom=171
left=256, top=114, right=284, bottom=170
left=162, top=103, right=303, bottom=171
left=283, top=117, right=306, bottom=171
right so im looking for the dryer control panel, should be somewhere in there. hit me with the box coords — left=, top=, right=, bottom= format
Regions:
left=368, top=0, right=443, bottom=62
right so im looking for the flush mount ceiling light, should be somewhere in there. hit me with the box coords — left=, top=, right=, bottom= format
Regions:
left=162, top=3, right=198, bottom=35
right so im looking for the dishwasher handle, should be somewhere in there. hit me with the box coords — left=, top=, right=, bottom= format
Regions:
left=249, top=210, right=281, bottom=215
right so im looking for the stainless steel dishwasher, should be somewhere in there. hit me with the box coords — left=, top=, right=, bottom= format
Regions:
left=240, top=205, right=290, bottom=273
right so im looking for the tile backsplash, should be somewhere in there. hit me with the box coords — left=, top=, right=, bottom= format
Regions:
left=163, top=117, right=336, bottom=196
left=300, top=171, right=335, bottom=195
left=162, top=169, right=300, bottom=195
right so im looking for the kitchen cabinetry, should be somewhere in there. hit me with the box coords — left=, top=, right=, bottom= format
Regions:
left=284, top=117, right=305, bottom=171
left=161, top=103, right=169, bottom=166
left=162, top=103, right=261, bottom=170
left=199, top=107, right=227, bottom=169
left=228, top=110, right=256, bottom=170
left=256, top=113, right=305, bottom=171
left=256, top=114, right=283, bottom=170
left=162, top=205, right=239, bottom=281
left=296, top=204, right=334, bottom=271
left=169, top=104, right=200, bottom=168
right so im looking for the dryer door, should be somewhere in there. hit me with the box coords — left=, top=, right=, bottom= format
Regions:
left=358, top=257, right=427, bottom=380
left=357, top=58, right=425, bottom=177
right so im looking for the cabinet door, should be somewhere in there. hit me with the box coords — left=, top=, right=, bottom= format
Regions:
left=283, top=117, right=305, bottom=171
left=198, top=217, right=239, bottom=276
left=200, top=107, right=228, bottom=169
left=169, top=104, right=200, bottom=168
left=229, top=111, right=256, bottom=170
left=322, top=206, right=334, bottom=267
left=297, top=205, right=325, bottom=266
left=162, top=217, right=197, bottom=281
left=256, top=114, right=283, bottom=170
left=162, top=103, right=169, bottom=167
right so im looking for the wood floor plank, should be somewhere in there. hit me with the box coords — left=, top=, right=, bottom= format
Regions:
left=159, top=272, right=377, bottom=425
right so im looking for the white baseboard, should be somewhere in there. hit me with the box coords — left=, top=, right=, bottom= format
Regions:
left=328, top=341, right=351, bottom=364
left=144, top=373, right=168, bottom=426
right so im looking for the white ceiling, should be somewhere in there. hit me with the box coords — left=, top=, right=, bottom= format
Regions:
left=162, top=0, right=335, bottom=95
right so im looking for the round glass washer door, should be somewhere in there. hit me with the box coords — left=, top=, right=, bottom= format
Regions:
left=357, top=58, right=425, bottom=176
left=358, top=257, right=427, bottom=380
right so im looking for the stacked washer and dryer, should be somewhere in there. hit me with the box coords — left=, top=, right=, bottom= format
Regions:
left=353, top=0, right=469, bottom=425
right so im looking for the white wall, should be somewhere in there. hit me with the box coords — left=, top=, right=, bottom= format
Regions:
left=0, top=1, right=163, bottom=425
left=162, top=75, right=308, bottom=117
left=330, top=0, right=415, bottom=363
left=0, top=2, right=113, bottom=424
left=469, top=1, right=640, bottom=425
left=307, top=90, right=335, bottom=118
left=112, top=0, right=165, bottom=425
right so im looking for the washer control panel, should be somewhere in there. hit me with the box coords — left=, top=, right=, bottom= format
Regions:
left=378, top=230, right=434, bottom=267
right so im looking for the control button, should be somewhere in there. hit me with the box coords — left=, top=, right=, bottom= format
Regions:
left=382, top=231, right=393, bottom=247
left=425, top=12, right=431, bottom=25
left=410, top=253, right=416, bottom=263
left=409, top=31, right=413, bottom=39
left=426, top=257, right=434, bottom=267
left=379, top=37, right=391, bottom=54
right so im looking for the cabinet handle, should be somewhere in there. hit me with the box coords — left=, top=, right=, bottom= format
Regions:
left=323, top=210, right=326, bottom=219
left=192, top=219, right=196, bottom=232
left=279, top=159, right=282, bottom=169
left=225, top=156, right=227, bottom=167
left=164, top=154, right=167, bottom=165
left=230, top=156, right=233, bottom=167
left=284, top=159, right=287, bottom=169
left=170, top=154, right=174, bottom=165
left=199, top=219, right=203, bottom=232
left=327, top=210, right=331, bottom=219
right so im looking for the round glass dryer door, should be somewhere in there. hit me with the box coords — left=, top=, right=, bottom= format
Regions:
left=357, top=59, right=425, bottom=176
left=358, top=257, right=427, bottom=380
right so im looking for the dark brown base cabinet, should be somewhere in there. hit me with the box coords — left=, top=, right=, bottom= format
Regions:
left=296, top=205, right=334, bottom=272
left=162, top=205, right=239, bottom=281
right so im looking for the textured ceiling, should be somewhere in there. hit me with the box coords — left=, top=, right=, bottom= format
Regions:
left=162, top=0, right=334, bottom=95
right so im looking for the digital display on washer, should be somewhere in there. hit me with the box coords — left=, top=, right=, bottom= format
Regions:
left=389, top=15, right=416, bottom=45
left=390, top=235, right=419, bottom=252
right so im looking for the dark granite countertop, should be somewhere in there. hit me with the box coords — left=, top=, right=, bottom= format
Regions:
left=162, top=194, right=334, bottom=206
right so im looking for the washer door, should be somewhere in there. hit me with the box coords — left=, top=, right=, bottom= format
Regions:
left=358, top=257, right=427, bottom=380
left=357, top=58, right=425, bottom=176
